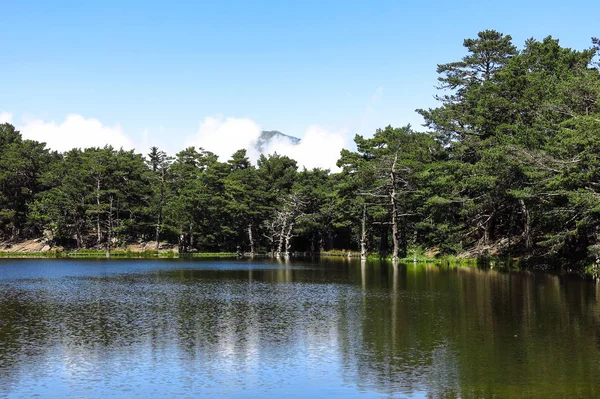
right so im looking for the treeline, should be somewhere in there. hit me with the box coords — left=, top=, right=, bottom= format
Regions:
left=2, top=30, right=600, bottom=267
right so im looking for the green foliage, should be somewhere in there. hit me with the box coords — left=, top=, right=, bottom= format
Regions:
left=0, top=124, right=56, bottom=240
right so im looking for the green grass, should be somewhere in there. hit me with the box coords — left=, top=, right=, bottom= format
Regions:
left=178, top=252, right=238, bottom=258
left=358, top=251, right=497, bottom=268
left=321, top=250, right=358, bottom=257
left=0, top=250, right=178, bottom=259
left=0, top=249, right=519, bottom=271
left=0, top=251, right=65, bottom=258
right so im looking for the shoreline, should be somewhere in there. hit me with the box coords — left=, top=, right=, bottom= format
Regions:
left=0, top=249, right=517, bottom=269
left=0, top=250, right=235, bottom=259
left=1, top=249, right=594, bottom=279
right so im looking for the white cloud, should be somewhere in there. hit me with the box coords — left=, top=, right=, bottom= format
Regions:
left=4, top=111, right=350, bottom=171
left=186, top=116, right=263, bottom=161
left=263, top=125, right=348, bottom=172
left=186, top=116, right=348, bottom=171
left=0, top=112, right=13, bottom=124
left=18, top=114, right=135, bottom=152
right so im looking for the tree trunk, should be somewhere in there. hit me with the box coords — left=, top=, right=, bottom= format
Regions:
left=76, top=231, right=83, bottom=249
left=96, top=178, right=102, bottom=245
left=483, top=215, right=492, bottom=245
left=360, top=204, right=367, bottom=260
left=189, top=223, right=194, bottom=250
left=178, top=231, right=185, bottom=253
left=247, top=223, right=255, bottom=256
left=390, top=153, right=400, bottom=261
left=155, top=170, right=165, bottom=250
left=75, top=218, right=83, bottom=249
left=284, top=222, right=294, bottom=259
left=155, top=216, right=161, bottom=250
left=391, top=195, right=399, bottom=261
left=106, top=195, right=113, bottom=259
left=276, top=219, right=286, bottom=258
left=519, top=199, right=532, bottom=250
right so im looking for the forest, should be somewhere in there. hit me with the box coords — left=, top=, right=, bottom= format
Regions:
left=2, top=30, right=600, bottom=270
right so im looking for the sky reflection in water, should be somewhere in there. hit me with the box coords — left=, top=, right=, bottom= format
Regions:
left=0, top=258, right=599, bottom=398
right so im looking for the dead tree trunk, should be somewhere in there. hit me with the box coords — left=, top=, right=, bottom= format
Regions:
left=154, top=202, right=162, bottom=250
left=483, top=223, right=489, bottom=244
left=390, top=153, right=400, bottom=261
left=263, top=219, right=278, bottom=257
left=189, top=223, right=194, bottom=250
left=178, top=230, right=185, bottom=253
left=519, top=199, right=532, bottom=250
left=481, top=212, right=494, bottom=246
left=154, top=159, right=168, bottom=250
left=155, top=218, right=161, bottom=250
left=284, top=222, right=294, bottom=259
left=247, top=223, right=255, bottom=256
left=96, top=178, right=102, bottom=245
left=273, top=194, right=306, bottom=258
left=276, top=218, right=287, bottom=259
left=106, top=195, right=114, bottom=259
left=360, top=204, right=367, bottom=260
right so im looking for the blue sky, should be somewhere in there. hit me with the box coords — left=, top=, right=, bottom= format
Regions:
left=1, top=0, right=599, bottom=168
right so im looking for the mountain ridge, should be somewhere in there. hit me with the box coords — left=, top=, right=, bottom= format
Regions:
left=255, top=130, right=300, bottom=153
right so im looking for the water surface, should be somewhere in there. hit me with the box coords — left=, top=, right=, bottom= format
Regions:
left=1, top=258, right=599, bottom=398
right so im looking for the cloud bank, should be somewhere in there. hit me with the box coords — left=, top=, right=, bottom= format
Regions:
left=18, top=114, right=135, bottom=152
left=185, top=116, right=263, bottom=161
left=261, top=125, right=348, bottom=171
left=2, top=111, right=349, bottom=171
left=186, top=116, right=348, bottom=171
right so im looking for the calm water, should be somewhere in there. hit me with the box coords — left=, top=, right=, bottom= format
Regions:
left=0, top=259, right=599, bottom=398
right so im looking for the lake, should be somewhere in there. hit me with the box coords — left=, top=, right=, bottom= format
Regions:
left=0, top=258, right=599, bottom=398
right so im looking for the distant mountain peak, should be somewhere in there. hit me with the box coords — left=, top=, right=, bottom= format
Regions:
left=255, top=130, right=300, bottom=153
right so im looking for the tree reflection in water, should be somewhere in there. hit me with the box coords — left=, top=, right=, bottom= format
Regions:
left=0, top=259, right=599, bottom=398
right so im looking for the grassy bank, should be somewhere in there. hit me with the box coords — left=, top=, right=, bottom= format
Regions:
left=0, top=250, right=238, bottom=259
left=0, top=248, right=473, bottom=263
left=2, top=249, right=590, bottom=278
